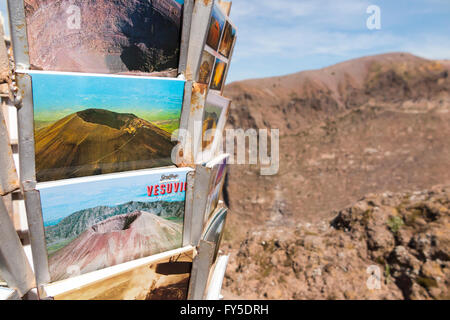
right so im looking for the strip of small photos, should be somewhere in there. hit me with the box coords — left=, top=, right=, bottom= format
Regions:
left=198, top=3, right=237, bottom=94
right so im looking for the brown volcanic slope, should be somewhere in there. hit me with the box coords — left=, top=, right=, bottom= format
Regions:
left=49, top=211, right=183, bottom=282
left=222, top=52, right=450, bottom=243
left=225, top=185, right=450, bottom=300
left=35, top=109, right=175, bottom=181
left=24, top=0, right=182, bottom=75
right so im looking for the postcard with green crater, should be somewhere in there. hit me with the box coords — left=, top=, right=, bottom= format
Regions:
left=38, top=167, right=192, bottom=282
left=30, top=71, right=185, bottom=182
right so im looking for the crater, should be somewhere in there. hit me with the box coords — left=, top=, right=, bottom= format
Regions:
left=91, top=212, right=142, bottom=234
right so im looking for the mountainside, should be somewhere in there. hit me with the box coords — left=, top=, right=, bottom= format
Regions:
left=226, top=53, right=449, bottom=134
left=35, top=109, right=176, bottom=181
left=48, top=211, right=183, bottom=282
left=223, top=53, right=450, bottom=229
left=25, top=0, right=182, bottom=75
left=221, top=53, right=450, bottom=300
left=45, top=200, right=185, bottom=249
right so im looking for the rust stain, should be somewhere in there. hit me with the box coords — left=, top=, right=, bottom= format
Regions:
left=186, top=66, right=193, bottom=80
left=190, top=83, right=207, bottom=114
left=8, top=178, right=20, bottom=189
left=197, top=83, right=207, bottom=95
left=190, top=93, right=199, bottom=106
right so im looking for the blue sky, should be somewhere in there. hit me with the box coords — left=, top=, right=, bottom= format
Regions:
left=31, top=72, right=185, bottom=122
left=2, top=0, right=449, bottom=84
left=39, top=168, right=190, bottom=226
left=226, top=0, right=450, bottom=82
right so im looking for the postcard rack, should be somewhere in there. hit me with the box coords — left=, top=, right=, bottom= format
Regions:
left=1, top=0, right=237, bottom=300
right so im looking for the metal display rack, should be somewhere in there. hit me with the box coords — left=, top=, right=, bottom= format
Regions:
left=1, top=0, right=235, bottom=301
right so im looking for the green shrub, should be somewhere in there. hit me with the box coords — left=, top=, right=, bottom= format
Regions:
left=387, top=216, right=405, bottom=233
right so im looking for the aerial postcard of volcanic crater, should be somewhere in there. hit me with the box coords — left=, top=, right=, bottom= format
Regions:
left=24, top=0, right=185, bottom=76
left=38, top=168, right=191, bottom=282
left=31, top=72, right=185, bottom=182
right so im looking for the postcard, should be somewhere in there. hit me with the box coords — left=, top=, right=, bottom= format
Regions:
left=44, top=247, right=194, bottom=300
left=202, top=100, right=224, bottom=150
left=219, top=21, right=237, bottom=58
left=200, top=93, right=230, bottom=161
left=198, top=51, right=216, bottom=85
left=24, top=0, right=186, bottom=76
left=38, top=167, right=192, bottom=282
left=30, top=71, right=185, bottom=182
left=205, top=4, right=226, bottom=51
left=204, top=155, right=229, bottom=223
left=202, top=207, right=228, bottom=262
left=210, top=58, right=227, bottom=91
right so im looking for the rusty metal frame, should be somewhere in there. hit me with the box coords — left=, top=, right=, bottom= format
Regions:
left=13, top=72, right=49, bottom=290
left=14, top=73, right=36, bottom=183
left=180, top=80, right=194, bottom=135
left=0, top=196, right=35, bottom=297
left=183, top=170, right=195, bottom=247
left=190, top=163, right=213, bottom=246
left=178, top=0, right=194, bottom=76
left=187, top=240, right=214, bottom=300
left=176, top=80, right=194, bottom=166
left=0, top=105, right=19, bottom=195
left=177, top=82, right=209, bottom=166
left=7, top=0, right=30, bottom=71
left=22, top=182, right=50, bottom=293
